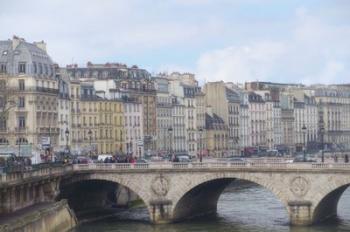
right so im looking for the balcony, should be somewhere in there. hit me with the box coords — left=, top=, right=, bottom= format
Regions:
left=0, top=127, right=8, bottom=133
left=15, top=127, right=28, bottom=133
left=36, top=87, right=59, bottom=94
left=16, top=108, right=29, bottom=114
left=38, top=127, right=60, bottom=134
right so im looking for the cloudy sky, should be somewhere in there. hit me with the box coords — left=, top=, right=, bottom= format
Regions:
left=1, top=0, right=350, bottom=84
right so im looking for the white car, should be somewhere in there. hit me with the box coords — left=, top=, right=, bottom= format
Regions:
left=98, top=154, right=113, bottom=162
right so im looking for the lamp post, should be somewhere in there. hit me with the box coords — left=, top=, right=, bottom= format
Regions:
left=302, top=124, right=307, bottom=162
left=320, top=126, right=325, bottom=163
left=168, top=127, right=173, bottom=161
left=88, top=129, right=92, bottom=158
left=65, top=128, right=70, bottom=155
left=199, top=128, right=203, bottom=163
left=18, top=138, right=21, bottom=157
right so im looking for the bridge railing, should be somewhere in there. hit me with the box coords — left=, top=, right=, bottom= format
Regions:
left=70, top=162, right=350, bottom=171
left=3, top=162, right=350, bottom=184
left=0, top=164, right=73, bottom=184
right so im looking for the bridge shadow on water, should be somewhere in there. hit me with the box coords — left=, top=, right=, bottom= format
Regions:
left=58, top=179, right=150, bottom=223
left=70, top=179, right=350, bottom=232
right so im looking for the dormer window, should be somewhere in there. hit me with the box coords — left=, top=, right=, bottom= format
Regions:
left=18, top=62, right=26, bottom=74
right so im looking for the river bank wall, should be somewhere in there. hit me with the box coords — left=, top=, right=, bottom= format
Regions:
left=0, top=200, right=77, bottom=232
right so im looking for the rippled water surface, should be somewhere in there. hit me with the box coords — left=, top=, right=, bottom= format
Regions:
left=74, top=181, right=350, bottom=232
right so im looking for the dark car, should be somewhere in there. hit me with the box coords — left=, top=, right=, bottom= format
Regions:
left=293, top=156, right=316, bottom=162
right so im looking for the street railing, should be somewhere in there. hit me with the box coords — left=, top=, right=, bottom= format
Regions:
left=2, top=162, right=350, bottom=185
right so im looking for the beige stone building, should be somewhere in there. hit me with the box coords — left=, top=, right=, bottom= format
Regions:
left=66, top=63, right=156, bottom=154
left=205, top=109, right=228, bottom=157
left=69, top=80, right=124, bottom=155
left=204, top=82, right=240, bottom=156
left=0, top=36, right=59, bottom=158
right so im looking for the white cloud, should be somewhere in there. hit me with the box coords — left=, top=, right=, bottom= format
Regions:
left=196, top=41, right=286, bottom=83
left=196, top=6, right=350, bottom=84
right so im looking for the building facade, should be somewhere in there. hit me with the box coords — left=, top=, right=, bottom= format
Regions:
left=0, top=36, right=59, bottom=160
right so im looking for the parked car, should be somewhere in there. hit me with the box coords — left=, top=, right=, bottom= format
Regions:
left=97, top=154, right=113, bottom=162
left=177, top=156, right=191, bottom=163
left=293, top=156, right=316, bottom=162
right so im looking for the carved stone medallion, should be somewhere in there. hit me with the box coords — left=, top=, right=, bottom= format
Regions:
left=151, top=175, right=169, bottom=196
left=290, top=176, right=309, bottom=197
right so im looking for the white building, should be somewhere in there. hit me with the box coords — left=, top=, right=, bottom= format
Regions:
left=171, top=97, right=186, bottom=154
left=248, top=92, right=266, bottom=148
left=123, top=98, right=144, bottom=158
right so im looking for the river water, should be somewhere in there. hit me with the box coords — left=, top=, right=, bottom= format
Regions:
left=74, top=181, right=350, bottom=232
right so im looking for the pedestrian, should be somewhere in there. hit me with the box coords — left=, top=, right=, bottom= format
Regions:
left=334, top=155, right=338, bottom=163
left=345, top=154, right=349, bottom=163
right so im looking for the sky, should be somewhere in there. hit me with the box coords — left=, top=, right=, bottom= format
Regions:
left=1, top=0, right=350, bottom=84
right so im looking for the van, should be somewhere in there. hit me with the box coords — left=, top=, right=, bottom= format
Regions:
left=98, top=155, right=113, bottom=162
left=178, top=156, right=191, bottom=163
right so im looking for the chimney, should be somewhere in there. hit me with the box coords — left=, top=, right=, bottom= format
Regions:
left=12, top=35, right=24, bottom=50
left=34, top=40, right=47, bottom=52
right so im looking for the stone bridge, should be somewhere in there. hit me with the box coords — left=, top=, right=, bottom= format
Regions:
left=2, top=162, right=350, bottom=226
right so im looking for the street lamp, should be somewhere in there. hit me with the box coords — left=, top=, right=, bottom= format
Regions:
left=302, top=124, right=307, bottom=162
left=320, top=126, right=325, bottom=163
left=88, top=129, right=92, bottom=158
left=18, top=138, right=21, bottom=157
left=199, top=128, right=203, bottom=163
left=65, top=128, right=70, bottom=155
left=168, top=127, right=173, bottom=161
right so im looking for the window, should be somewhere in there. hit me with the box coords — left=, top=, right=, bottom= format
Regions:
left=0, top=63, right=6, bottom=73
left=18, top=97, right=25, bottom=108
left=18, top=62, right=26, bottom=73
left=0, top=80, right=5, bottom=90
left=33, top=62, right=37, bottom=74
left=0, top=97, right=4, bottom=108
left=44, top=64, right=48, bottom=75
left=18, top=116, right=26, bottom=128
left=39, top=63, right=43, bottom=74
left=18, top=79, right=25, bottom=90
left=0, top=118, right=6, bottom=129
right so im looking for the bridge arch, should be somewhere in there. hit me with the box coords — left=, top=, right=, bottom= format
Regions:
left=312, top=175, right=350, bottom=224
left=59, top=173, right=153, bottom=221
left=170, top=173, right=290, bottom=222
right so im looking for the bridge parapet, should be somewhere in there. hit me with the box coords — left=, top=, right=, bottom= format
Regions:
left=71, top=162, right=350, bottom=171
left=0, top=165, right=73, bottom=185
left=2, top=162, right=350, bottom=185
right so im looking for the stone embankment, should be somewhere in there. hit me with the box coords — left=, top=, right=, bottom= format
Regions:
left=0, top=200, right=77, bottom=232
